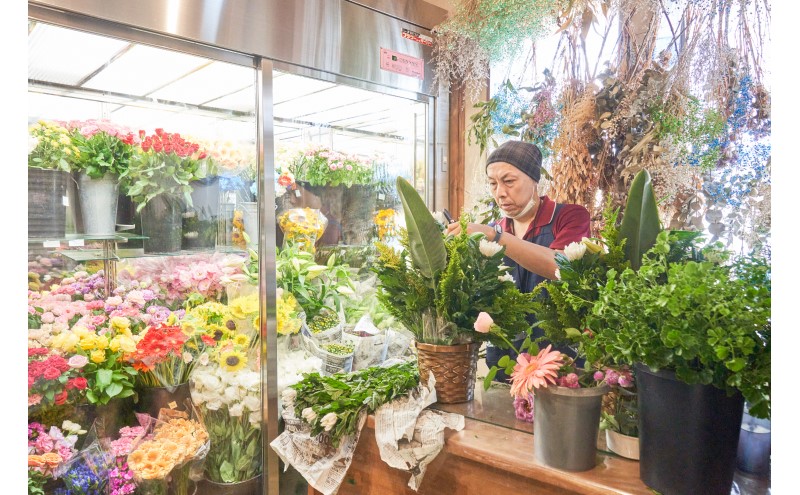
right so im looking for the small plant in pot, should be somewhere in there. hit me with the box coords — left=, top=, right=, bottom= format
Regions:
left=372, top=177, right=536, bottom=403
left=586, top=231, right=770, bottom=495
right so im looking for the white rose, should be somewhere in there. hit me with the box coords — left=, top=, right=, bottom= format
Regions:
left=301, top=407, right=317, bottom=423
left=479, top=239, right=503, bottom=257
left=320, top=412, right=338, bottom=432
left=563, top=241, right=587, bottom=261
left=229, top=402, right=244, bottom=417
left=281, top=388, right=297, bottom=406
left=237, top=371, right=260, bottom=390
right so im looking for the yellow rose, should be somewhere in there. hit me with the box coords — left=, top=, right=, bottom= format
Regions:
left=110, top=316, right=131, bottom=330
left=90, top=349, right=105, bottom=364
left=117, top=335, right=137, bottom=353
left=72, top=326, right=90, bottom=338
left=109, top=337, right=121, bottom=353
left=79, top=335, right=97, bottom=351
left=94, top=335, right=109, bottom=350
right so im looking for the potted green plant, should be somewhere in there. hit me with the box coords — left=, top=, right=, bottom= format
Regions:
left=66, top=119, right=139, bottom=236
left=372, top=177, right=535, bottom=403
left=27, top=120, right=79, bottom=238
left=121, top=128, right=208, bottom=253
left=586, top=231, right=770, bottom=495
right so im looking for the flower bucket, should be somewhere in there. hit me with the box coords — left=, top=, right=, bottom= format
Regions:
left=182, top=176, right=220, bottom=250
left=605, top=429, right=639, bottom=460
left=736, top=405, right=770, bottom=476
left=241, top=201, right=258, bottom=249
left=28, top=168, right=68, bottom=238
left=140, top=194, right=183, bottom=253
left=533, top=384, right=609, bottom=471
left=196, top=474, right=261, bottom=495
left=636, top=363, right=744, bottom=495
left=340, top=184, right=376, bottom=245
left=135, top=382, right=192, bottom=419
left=77, top=171, right=119, bottom=235
left=415, top=342, right=479, bottom=404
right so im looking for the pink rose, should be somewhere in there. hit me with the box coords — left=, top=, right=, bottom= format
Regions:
left=473, top=312, right=493, bottom=334
left=41, top=312, right=55, bottom=324
left=68, top=355, right=88, bottom=369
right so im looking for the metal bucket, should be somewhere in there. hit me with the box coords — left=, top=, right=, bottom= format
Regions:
left=534, top=384, right=609, bottom=471
left=77, top=171, right=119, bottom=236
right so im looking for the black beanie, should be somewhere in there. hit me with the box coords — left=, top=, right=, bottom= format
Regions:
left=485, top=141, right=542, bottom=182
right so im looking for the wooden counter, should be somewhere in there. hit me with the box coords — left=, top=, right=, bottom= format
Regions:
left=308, top=384, right=771, bottom=495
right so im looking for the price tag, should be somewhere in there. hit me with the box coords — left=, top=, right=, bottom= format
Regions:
left=377, top=193, right=385, bottom=201
left=62, top=196, right=70, bottom=207
left=68, top=239, right=85, bottom=247
left=43, top=240, right=60, bottom=248
left=295, top=189, right=302, bottom=197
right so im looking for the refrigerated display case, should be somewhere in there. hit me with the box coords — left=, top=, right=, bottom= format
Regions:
left=27, top=1, right=447, bottom=493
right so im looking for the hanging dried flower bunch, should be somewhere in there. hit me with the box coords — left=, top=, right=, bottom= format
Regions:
left=432, top=0, right=565, bottom=98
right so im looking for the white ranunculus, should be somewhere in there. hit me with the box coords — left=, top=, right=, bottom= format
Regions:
left=498, top=273, right=515, bottom=283
left=281, top=388, right=297, bottom=405
left=320, top=412, right=338, bottom=432
left=302, top=407, right=317, bottom=423
left=479, top=238, right=503, bottom=257
left=229, top=402, right=244, bottom=417
left=563, top=241, right=587, bottom=261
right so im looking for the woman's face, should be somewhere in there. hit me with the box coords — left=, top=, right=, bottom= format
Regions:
left=486, top=162, right=537, bottom=219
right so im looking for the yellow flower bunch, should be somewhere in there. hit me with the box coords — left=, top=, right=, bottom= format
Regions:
left=374, top=208, right=397, bottom=241
left=50, top=323, right=137, bottom=359
left=278, top=208, right=327, bottom=253
left=277, top=291, right=302, bottom=335
left=183, top=302, right=236, bottom=339
left=28, top=120, right=80, bottom=172
left=231, top=209, right=246, bottom=249
left=127, top=417, right=209, bottom=480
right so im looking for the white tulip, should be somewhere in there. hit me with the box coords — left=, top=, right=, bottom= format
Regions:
left=249, top=411, right=262, bottom=427
left=320, top=412, right=338, bottom=432
left=224, top=386, right=240, bottom=402
left=237, top=371, right=260, bottom=390
left=563, top=242, right=587, bottom=261
left=479, top=239, right=503, bottom=257
left=243, top=395, right=261, bottom=412
left=205, top=398, right=223, bottom=411
left=302, top=407, right=317, bottom=423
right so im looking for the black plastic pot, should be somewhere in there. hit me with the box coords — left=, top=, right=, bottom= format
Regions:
left=636, top=363, right=745, bottom=495
left=140, top=194, right=183, bottom=253
left=135, top=382, right=192, bottom=420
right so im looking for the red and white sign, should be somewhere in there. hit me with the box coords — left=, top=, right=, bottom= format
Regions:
left=402, top=28, right=433, bottom=47
left=380, top=48, right=424, bottom=80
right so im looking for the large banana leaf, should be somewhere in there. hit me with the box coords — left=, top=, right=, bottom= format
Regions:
left=619, top=169, right=661, bottom=270
left=396, top=177, right=446, bottom=281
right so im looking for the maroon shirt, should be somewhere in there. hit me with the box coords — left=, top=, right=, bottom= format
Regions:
left=497, top=195, right=590, bottom=249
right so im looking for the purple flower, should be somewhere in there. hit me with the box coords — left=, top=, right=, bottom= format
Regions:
left=513, top=394, right=534, bottom=423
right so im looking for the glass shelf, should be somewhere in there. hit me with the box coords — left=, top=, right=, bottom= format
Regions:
left=58, top=246, right=248, bottom=262
left=28, top=232, right=147, bottom=245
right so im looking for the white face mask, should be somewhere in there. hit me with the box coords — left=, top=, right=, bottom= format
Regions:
left=502, top=195, right=537, bottom=220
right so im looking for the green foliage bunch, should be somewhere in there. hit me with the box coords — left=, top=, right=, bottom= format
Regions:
left=289, top=362, right=419, bottom=447
left=286, top=144, right=374, bottom=187
left=587, top=231, right=771, bottom=418
left=66, top=119, right=140, bottom=178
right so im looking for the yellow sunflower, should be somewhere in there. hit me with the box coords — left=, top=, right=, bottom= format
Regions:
left=233, top=334, right=250, bottom=346
left=219, top=349, right=248, bottom=372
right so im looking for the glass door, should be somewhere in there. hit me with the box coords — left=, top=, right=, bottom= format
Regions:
left=27, top=20, right=266, bottom=494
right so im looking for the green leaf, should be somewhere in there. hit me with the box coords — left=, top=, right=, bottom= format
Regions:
left=97, top=369, right=112, bottom=387
left=619, top=169, right=661, bottom=270
left=396, top=177, right=446, bottom=280
left=483, top=367, right=498, bottom=390
left=105, top=382, right=123, bottom=398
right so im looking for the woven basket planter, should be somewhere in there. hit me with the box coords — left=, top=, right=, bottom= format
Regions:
left=415, top=341, right=479, bottom=404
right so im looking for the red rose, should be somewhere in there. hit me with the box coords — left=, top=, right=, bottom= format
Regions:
left=43, top=367, right=61, bottom=381
left=54, top=391, right=68, bottom=406
left=139, top=129, right=146, bottom=139
left=69, top=377, right=88, bottom=390
left=28, top=348, right=49, bottom=357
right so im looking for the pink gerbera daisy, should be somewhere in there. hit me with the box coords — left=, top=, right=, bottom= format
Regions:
left=509, top=345, right=564, bottom=398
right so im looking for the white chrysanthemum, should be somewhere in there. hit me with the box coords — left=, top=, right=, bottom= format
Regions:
left=498, top=273, right=515, bottom=283
left=563, top=242, right=587, bottom=261
left=479, top=239, right=503, bottom=257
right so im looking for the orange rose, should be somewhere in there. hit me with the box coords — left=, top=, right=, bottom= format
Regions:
left=42, top=452, right=63, bottom=466
left=28, top=455, right=45, bottom=467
